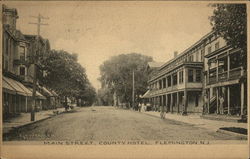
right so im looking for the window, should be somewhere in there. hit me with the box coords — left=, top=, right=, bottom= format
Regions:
left=207, top=46, right=212, bottom=54
left=188, top=69, right=194, bottom=82
left=167, top=76, right=171, bottom=87
left=173, top=73, right=177, bottom=85
left=195, top=94, right=199, bottom=107
left=195, top=51, right=199, bottom=62
left=159, top=80, right=162, bottom=89
left=188, top=54, right=193, bottom=62
left=179, top=71, right=183, bottom=84
left=163, top=78, right=166, bottom=88
left=5, top=38, right=9, bottom=55
left=4, top=60, right=8, bottom=71
left=19, top=46, right=25, bottom=61
left=230, top=52, right=241, bottom=69
left=196, top=70, right=201, bottom=82
left=20, top=66, right=25, bottom=76
left=215, top=42, right=220, bottom=50
left=201, top=48, right=205, bottom=61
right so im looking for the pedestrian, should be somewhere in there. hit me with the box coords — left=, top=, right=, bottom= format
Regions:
left=219, top=96, right=224, bottom=114
left=204, top=94, right=208, bottom=114
left=160, top=105, right=165, bottom=119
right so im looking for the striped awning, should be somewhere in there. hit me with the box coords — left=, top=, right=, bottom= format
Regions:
left=3, top=76, right=32, bottom=96
left=141, top=90, right=151, bottom=98
left=41, top=86, right=54, bottom=97
left=27, top=88, right=46, bottom=100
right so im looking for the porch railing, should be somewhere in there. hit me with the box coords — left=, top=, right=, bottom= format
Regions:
left=208, top=67, right=242, bottom=84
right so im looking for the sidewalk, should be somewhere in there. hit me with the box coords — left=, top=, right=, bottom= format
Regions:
left=143, top=111, right=248, bottom=132
left=3, top=108, right=65, bottom=134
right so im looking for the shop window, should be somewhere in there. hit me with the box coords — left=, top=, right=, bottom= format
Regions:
left=196, top=70, right=201, bottom=82
left=188, top=69, right=194, bottom=82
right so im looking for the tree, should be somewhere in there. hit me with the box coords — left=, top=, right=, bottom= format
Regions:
left=96, top=87, right=113, bottom=106
left=209, top=3, right=247, bottom=68
left=39, top=50, right=96, bottom=105
left=99, top=53, right=153, bottom=108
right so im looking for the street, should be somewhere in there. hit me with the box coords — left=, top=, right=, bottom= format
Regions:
left=3, top=106, right=246, bottom=141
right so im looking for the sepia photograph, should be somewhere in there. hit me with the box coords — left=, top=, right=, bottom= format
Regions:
left=1, top=1, right=249, bottom=159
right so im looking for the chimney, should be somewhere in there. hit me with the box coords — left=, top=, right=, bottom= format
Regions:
left=174, top=51, right=178, bottom=58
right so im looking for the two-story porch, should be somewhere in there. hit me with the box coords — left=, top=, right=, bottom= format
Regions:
left=204, top=47, right=247, bottom=119
left=147, top=61, right=204, bottom=115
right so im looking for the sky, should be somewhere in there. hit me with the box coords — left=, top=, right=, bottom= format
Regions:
left=7, top=1, right=214, bottom=89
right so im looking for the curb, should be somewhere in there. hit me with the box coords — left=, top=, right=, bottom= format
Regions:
left=216, top=129, right=248, bottom=139
left=3, top=111, right=65, bottom=135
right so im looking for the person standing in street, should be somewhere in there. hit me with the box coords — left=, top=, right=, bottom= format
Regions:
left=219, top=96, right=224, bottom=114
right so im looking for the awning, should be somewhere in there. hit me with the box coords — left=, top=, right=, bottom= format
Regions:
left=3, top=76, right=32, bottom=96
left=3, top=78, right=16, bottom=94
left=41, top=86, right=54, bottom=97
left=140, top=90, right=151, bottom=98
left=51, top=90, right=58, bottom=97
left=27, top=88, right=46, bottom=100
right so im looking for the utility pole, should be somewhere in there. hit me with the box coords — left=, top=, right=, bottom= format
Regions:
left=29, top=14, right=49, bottom=121
left=132, top=69, right=135, bottom=110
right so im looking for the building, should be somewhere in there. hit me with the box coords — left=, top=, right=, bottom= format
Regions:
left=144, top=31, right=247, bottom=119
left=2, top=5, right=35, bottom=118
left=2, top=5, right=59, bottom=119
left=203, top=33, right=247, bottom=119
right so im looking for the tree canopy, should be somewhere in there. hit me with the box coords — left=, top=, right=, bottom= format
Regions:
left=39, top=50, right=96, bottom=105
left=99, top=53, right=153, bottom=107
left=209, top=3, right=247, bottom=68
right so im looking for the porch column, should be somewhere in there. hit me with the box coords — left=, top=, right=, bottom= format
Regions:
left=216, top=57, right=219, bottom=82
left=227, top=53, right=230, bottom=79
left=19, top=95, right=22, bottom=112
left=227, top=86, right=230, bottom=115
left=171, top=74, right=173, bottom=88
left=9, top=94, right=12, bottom=114
left=177, top=92, right=180, bottom=113
left=25, top=97, right=28, bottom=112
left=182, top=90, right=187, bottom=115
left=207, top=89, right=210, bottom=114
left=170, top=93, right=173, bottom=113
left=241, top=82, right=244, bottom=116
left=15, top=95, right=18, bottom=113
left=207, top=63, right=210, bottom=84
left=216, top=87, right=219, bottom=114
left=165, top=94, right=168, bottom=112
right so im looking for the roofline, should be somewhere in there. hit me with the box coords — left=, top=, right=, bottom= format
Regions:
left=159, top=31, right=214, bottom=70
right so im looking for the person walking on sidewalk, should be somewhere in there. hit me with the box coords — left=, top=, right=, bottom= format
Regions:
left=160, top=105, right=166, bottom=119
